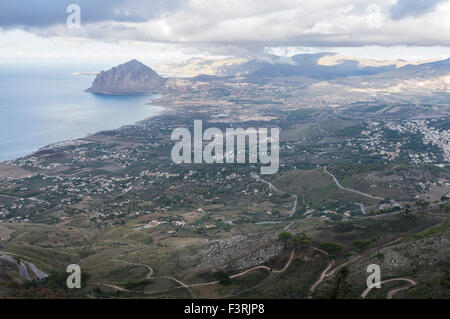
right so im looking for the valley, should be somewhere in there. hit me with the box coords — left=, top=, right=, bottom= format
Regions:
left=0, top=54, right=449, bottom=299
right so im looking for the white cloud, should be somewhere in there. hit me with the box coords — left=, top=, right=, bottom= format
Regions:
left=25, top=0, right=449, bottom=47
left=1, top=0, right=450, bottom=63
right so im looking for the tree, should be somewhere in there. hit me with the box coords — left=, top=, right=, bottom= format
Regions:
left=415, top=200, right=430, bottom=212
left=352, top=240, right=371, bottom=252
left=319, top=242, right=344, bottom=256
left=278, top=232, right=293, bottom=248
left=440, top=270, right=450, bottom=289
left=327, top=266, right=352, bottom=299
left=214, top=271, right=231, bottom=286
left=293, top=233, right=311, bottom=247
left=22, top=270, right=91, bottom=291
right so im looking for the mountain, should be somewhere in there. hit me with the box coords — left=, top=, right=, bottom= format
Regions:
left=155, top=57, right=249, bottom=78
left=330, top=58, right=450, bottom=97
left=87, top=59, right=166, bottom=95
left=229, top=53, right=439, bottom=80
left=155, top=53, right=447, bottom=80
left=247, top=53, right=396, bottom=79
left=88, top=55, right=450, bottom=97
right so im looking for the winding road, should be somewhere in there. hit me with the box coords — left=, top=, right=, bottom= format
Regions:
left=1, top=168, right=422, bottom=298
left=361, top=278, right=417, bottom=299
left=308, top=251, right=361, bottom=299
left=92, top=248, right=297, bottom=297
left=324, top=167, right=384, bottom=201
left=251, top=172, right=298, bottom=217
left=323, top=167, right=403, bottom=209
left=111, top=259, right=154, bottom=279
left=308, top=240, right=417, bottom=299
left=0, top=252, right=48, bottom=280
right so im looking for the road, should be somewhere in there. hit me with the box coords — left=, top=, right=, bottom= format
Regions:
left=109, top=258, right=195, bottom=297
left=251, top=172, right=285, bottom=195
left=361, top=278, right=416, bottom=299
left=251, top=172, right=298, bottom=217
left=0, top=193, right=49, bottom=205
left=290, top=195, right=298, bottom=217
left=255, top=221, right=283, bottom=225
left=308, top=253, right=362, bottom=298
left=111, top=259, right=154, bottom=279
left=283, top=220, right=297, bottom=231
left=27, top=262, right=48, bottom=279
left=0, top=251, right=48, bottom=280
left=308, top=260, right=335, bottom=298
left=355, top=203, right=366, bottom=215
left=188, top=247, right=296, bottom=287
left=0, top=253, right=30, bottom=280
left=324, top=167, right=384, bottom=201
left=94, top=248, right=297, bottom=298
left=324, top=167, right=403, bottom=209
left=308, top=236, right=418, bottom=299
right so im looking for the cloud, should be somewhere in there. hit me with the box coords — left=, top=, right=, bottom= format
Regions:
left=390, top=0, right=447, bottom=20
left=0, top=0, right=182, bottom=28
left=1, top=0, right=450, bottom=57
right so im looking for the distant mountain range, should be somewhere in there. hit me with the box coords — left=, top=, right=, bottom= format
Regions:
left=156, top=53, right=448, bottom=79
left=87, top=53, right=450, bottom=95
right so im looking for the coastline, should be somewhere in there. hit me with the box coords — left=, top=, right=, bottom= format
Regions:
left=0, top=96, right=166, bottom=166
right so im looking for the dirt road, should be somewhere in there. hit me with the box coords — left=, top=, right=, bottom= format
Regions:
left=361, top=278, right=416, bottom=299
left=308, top=249, right=361, bottom=298
left=95, top=248, right=297, bottom=298
left=324, top=167, right=402, bottom=209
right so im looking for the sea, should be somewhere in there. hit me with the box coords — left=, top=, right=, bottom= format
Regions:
left=0, top=64, right=162, bottom=162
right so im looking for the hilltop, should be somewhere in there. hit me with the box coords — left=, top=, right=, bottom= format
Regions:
left=86, top=59, right=166, bottom=95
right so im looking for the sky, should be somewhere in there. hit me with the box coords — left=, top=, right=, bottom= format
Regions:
left=1, top=0, right=450, bottom=68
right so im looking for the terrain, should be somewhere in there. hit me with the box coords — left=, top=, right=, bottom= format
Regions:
left=0, top=53, right=449, bottom=299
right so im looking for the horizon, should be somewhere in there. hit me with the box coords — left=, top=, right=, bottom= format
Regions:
left=2, top=49, right=450, bottom=75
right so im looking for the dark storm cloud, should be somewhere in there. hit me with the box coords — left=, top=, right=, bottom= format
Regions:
left=390, top=0, right=446, bottom=19
left=0, top=0, right=181, bottom=28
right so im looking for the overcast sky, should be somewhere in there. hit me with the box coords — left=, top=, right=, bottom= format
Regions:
left=1, top=0, right=450, bottom=67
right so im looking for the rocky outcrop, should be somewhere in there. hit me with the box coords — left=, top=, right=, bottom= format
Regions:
left=186, top=233, right=283, bottom=272
left=87, top=59, right=166, bottom=95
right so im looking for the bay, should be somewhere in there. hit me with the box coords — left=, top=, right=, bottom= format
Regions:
left=0, top=65, right=162, bottom=162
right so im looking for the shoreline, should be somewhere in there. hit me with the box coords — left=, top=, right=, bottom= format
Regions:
left=1, top=96, right=167, bottom=166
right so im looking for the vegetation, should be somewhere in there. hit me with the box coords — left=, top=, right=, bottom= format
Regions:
left=214, top=271, right=232, bottom=286
left=352, top=240, right=371, bottom=252
left=411, top=218, right=450, bottom=240
left=440, top=270, right=450, bottom=289
left=321, top=266, right=352, bottom=299
left=121, top=279, right=152, bottom=290
left=278, top=232, right=293, bottom=247
left=22, top=270, right=91, bottom=291
left=319, top=242, right=344, bottom=256
left=278, top=232, right=311, bottom=248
